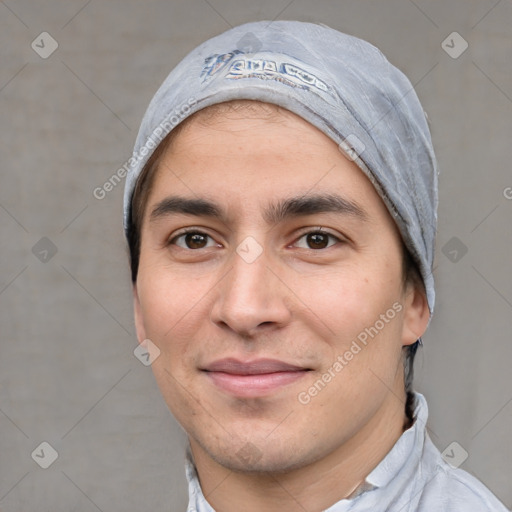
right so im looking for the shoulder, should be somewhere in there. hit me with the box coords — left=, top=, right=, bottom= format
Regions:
left=416, top=438, right=509, bottom=511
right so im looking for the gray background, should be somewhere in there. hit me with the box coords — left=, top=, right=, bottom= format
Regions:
left=1, top=0, right=511, bottom=510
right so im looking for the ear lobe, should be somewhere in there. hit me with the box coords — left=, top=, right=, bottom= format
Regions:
left=401, top=284, right=430, bottom=346
left=133, top=285, right=147, bottom=345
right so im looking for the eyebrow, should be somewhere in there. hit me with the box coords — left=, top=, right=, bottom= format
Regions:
left=149, top=193, right=368, bottom=225
left=264, top=194, right=368, bottom=224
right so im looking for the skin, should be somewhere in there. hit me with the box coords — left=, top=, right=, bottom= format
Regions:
left=133, top=102, right=430, bottom=512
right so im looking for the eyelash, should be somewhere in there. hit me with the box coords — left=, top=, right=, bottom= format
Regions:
left=168, top=227, right=344, bottom=250
left=293, top=228, right=342, bottom=249
left=168, top=228, right=220, bottom=249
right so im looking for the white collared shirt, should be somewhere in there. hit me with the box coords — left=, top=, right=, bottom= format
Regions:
left=185, top=393, right=509, bottom=511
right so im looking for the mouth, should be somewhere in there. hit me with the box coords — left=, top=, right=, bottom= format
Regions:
left=201, top=358, right=312, bottom=397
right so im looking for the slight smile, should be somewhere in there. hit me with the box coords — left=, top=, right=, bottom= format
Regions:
left=201, top=358, right=312, bottom=398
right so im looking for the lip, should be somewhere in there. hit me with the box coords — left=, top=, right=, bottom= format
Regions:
left=201, top=358, right=311, bottom=397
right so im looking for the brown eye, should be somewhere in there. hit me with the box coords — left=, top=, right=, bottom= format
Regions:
left=170, top=231, right=217, bottom=250
left=185, top=233, right=208, bottom=249
left=293, top=230, right=341, bottom=250
left=306, top=232, right=330, bottom=249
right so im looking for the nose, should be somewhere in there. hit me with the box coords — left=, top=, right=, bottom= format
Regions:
left=210, top=244, right=292, bottom=337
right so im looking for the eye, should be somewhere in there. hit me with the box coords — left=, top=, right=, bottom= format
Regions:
left=170, top=230, right=219, bottom=250
left=294, top=230, right=341, bottom=250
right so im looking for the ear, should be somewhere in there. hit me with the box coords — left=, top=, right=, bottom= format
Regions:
left=401, top=282, right=430, bottom=346
left=133, top=284, right=147, bottom=345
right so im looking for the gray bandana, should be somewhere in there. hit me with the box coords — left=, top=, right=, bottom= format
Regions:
left=123, top=20, right=438, bottom=313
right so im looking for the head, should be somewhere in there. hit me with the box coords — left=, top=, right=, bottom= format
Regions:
left=124, top=20, right=437, bottom=475
left=129, top=99, right=430, bottom=473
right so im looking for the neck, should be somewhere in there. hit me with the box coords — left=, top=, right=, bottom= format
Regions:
left=189, top=390, right=408, bottom=512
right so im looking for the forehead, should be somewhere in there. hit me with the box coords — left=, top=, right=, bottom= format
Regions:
left=165, top=100, right=320, bottom=157
left=144, top=101, right=394, bottom=229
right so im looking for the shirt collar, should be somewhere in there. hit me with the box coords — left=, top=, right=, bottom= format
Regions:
left=185, top=392, right=429, bottom=512
left=364, top=392, right=428, bottom=489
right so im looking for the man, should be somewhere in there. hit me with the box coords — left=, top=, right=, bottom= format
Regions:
left=123, top=21, right=508, bottom=511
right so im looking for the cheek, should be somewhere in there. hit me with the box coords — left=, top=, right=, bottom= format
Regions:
left=136, top=269, right=210, bottom=418
left=301, top=265, right=406, bottom=400
left=136, top=264, right=210, bottom=355
left=298, top=266, right=402, bottom=342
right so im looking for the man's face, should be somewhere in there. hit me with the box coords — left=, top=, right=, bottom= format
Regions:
left=134, top=104, right=424, bottom=474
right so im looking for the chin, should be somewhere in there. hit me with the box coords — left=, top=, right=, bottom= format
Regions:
left=196, top=433, right=323, bottom=475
